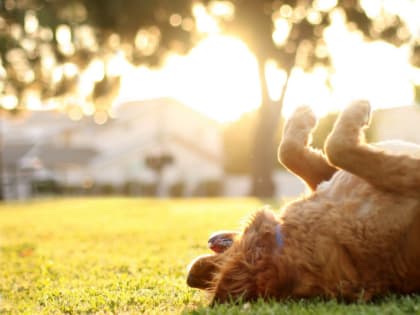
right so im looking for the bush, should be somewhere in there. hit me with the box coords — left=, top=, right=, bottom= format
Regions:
left=31, top=179, right=61, bottom=195
left=92, top=183, right=119, bottom=195
left=169, top=181, right=185, bottom=197
left=139, top=182, right=157, bottom=196
left=122, top=181, right=143, bottom=196
left=193, top=179, right=223, bottom=197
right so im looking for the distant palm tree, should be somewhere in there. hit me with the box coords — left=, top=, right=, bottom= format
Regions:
left=145, top=153, right=174, bottom=196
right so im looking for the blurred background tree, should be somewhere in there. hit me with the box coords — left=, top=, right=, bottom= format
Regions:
left=211, top=0, right=418, bottom=196
left=223, top=110, right=257, bottom=174
left=0, top=0, right=419, bottom=199
left=416, top=85, right=420, bottom=104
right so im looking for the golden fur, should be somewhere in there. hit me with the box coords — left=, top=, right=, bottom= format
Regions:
left=187, top=101, right=420, bottom=303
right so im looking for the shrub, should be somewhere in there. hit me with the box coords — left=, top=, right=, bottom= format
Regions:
left=169, top=181, right=185, bottom=197
left=193, top=179, right=223, bottom=197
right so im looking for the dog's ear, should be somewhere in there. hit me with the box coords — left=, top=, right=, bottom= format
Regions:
left=241, top=209, right=279, bottom=263
left=211, top=253, right=296, bottom=304
left=187, top=254, right=220, bottom=290
left=243, top=208, right=276, bottom=232
left=211, top=258, right=257, bottom=304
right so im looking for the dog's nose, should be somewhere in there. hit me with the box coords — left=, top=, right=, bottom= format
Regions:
left=186, top=274, right=199, bottom=288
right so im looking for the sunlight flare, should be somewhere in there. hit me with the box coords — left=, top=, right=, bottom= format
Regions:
left=114, top=25, right=415, bottom=122
left=116, top=35, right=262, bottom=122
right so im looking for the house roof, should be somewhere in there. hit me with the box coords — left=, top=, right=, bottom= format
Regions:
left=114, top=97, right=220, bottom=127
left=2, top=144, right=33, bottom=167
left=88, top=98, right=222, bottom=166
left=36, top=146, right=98, bottom=168
left=171, top=134, right=221, bottom=164
left=1, top=143, right=97, bottom=169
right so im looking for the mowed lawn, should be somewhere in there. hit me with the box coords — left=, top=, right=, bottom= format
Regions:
left=1, top=198, right=420, bottom=315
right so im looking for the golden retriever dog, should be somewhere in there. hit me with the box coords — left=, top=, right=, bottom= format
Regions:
left=186, top=101, right=420, bottom=304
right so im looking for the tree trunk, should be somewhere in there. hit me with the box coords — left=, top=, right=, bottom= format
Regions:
left=251, top=60, right=291, bottom=198
left=0, top=116, right=4, bottom=201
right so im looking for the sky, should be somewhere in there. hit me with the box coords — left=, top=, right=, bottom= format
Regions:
left=110, top=1, right=420, bottom=123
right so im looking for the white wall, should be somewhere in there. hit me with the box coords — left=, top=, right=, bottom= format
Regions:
left=374, top=106, right=420, bottom=144
left=225, top=171, right=307, bottom=198
left=273, top=171, right=307, bottom=198
left=224, top=175, right=252, bottom=197
left=79, top=99, right=224, bottom=196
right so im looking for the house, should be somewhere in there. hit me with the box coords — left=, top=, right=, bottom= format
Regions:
left=83, top=98, right=224, bottom=196
left=1, top=98, right=223, bottom=198
left=1, top=112, right=98, bottom=199
left=1, top=143, right=33, bottom=200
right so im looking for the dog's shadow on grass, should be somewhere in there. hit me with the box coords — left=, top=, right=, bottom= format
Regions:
left=182, top=294, right=420, bottom=315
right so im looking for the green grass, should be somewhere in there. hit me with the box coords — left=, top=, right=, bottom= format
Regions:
left=1, top=198, right=420, bottom=314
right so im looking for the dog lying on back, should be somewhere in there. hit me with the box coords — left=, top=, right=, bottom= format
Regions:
left=186, top=101, right=420, bottom=304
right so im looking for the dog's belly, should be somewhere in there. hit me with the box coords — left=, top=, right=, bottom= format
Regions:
left=281, top=139, right=420, bottom=295
left=315, top=170, right=420, bottom=241
left=285, top=169, right=420, bottom=296
left=374, top=140, right=420, bottom=157
left=316, top=139, right=420, bottom=223
left=308, top=168, right=420, bottom=288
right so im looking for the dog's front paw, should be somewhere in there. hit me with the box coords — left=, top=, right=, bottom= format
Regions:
left=341, top=100, right=371, bottom=128
left=325, top=101, right=371, bottom=165
left=285, top=105, right=317, bottom=135
left=282, top=106, right=318, bottom=149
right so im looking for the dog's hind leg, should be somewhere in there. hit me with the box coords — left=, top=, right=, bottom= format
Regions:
left=325, top=101, right=420, bottom=198
left=279, top=106, right=337, bottom=190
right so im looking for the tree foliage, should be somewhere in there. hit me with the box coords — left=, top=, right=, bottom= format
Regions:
left=0, top=0, right=196, bottom=112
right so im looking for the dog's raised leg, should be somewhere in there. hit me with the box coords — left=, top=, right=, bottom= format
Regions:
left=325, top=101, right=420, bottom=198
left=279, top=106, right=337, bottom=190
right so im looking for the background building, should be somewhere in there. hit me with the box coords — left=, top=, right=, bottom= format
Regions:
left=1, top=98, right=224, bottom=199
left=372, top=105, right=420, bottom=144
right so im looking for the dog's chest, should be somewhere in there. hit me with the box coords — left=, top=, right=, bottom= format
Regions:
left=316, top=170, right=367, bottom=203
